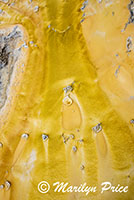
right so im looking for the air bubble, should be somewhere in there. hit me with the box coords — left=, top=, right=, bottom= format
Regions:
left=72, top=146, right=77, bottom=152
left=80, top=164, right=85, bottom=170
left=63, top=85, right=73, bottom=94
left=5, top=181, right=11, bottom=190
left=21, top=133, right=29, bottom=139
left=29, top=41, right=34, bottom=44
left=34, top=6, right=39, bottom=12
left=63, top=95, right=73, bottom=106
left=92, top=123, right=102, bottom=133
left=70, top=134, right=75, bottom=139
left=130, top=119, right=134, bottom=124
left=0, top=142, right=3, bottom=148
left=42, top=134, right=49, bottom=141
left=0, top=184, right=4, bottom=189
left=79, top=139, right=84, bottom=143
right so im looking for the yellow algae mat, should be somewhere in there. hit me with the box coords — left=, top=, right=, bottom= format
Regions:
left=0, top=0, right=134, bottom=199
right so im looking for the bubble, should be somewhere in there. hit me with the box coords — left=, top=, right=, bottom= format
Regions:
left=80, top=164, right=85, bottom=170
left=130, top=119, right=134, bottom=124
left=5, top=181, right=11, bottom=190
left=42, top=134, right=49, bottom=141
left=92, top=123, right=102, bottom=133
left=21, top=133, right=29, bottom=139
left=0, top=142, right=3, bottom=148
left=0, top=184, right=4, bottom=189
left=63, top=85, right=73, bottom=94
left=34, top=6, right=39, bottom=13
left=72, top=146, right=77, bottom=152
left=70, top=134, right=75, bottom=139
left=63, top=95, right=73, bottom=106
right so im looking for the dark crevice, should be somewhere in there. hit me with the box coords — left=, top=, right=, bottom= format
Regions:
left=0, top=45, right=10, bottom=69
left=0, top=26, right=22, bottom=108
left=124, top=0, right=134, bottom=30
